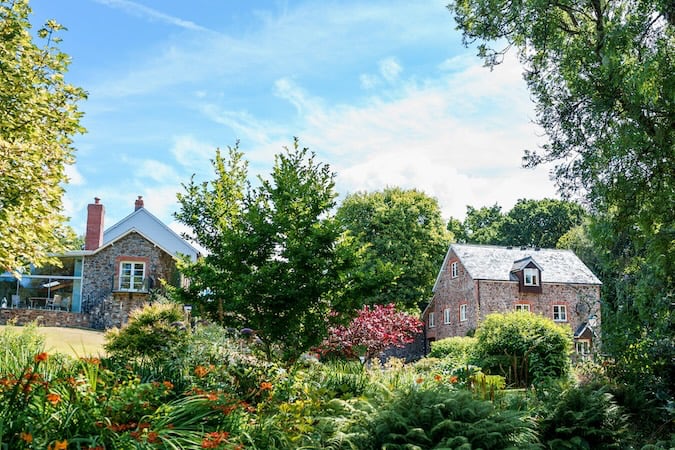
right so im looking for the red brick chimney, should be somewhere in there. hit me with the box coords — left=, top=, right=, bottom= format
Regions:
left=134, top=195, right=144, bottom=211
left=85, top=197, right=105, bottom=250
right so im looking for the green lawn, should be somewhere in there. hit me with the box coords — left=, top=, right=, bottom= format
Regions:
left=0, top=325, right=106, bottom=357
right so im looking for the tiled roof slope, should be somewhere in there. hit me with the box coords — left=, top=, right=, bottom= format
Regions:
left=451, top=244, right=601, bottom=285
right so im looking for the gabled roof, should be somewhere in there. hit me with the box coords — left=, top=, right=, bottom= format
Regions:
left=101, top=207, right=200, bottom=261
left=433, top=244, right=601, bottom=291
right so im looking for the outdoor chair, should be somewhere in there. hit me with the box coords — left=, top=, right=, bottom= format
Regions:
left=60, top=296, right=71, bottom=312
left=47, top=294, right=62, bottom=310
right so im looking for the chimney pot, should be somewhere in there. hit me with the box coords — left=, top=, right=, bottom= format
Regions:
left=134, top=196, right=144, bottom=211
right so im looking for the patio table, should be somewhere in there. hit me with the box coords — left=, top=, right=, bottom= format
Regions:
left=29, top=297, right=49, bottom=309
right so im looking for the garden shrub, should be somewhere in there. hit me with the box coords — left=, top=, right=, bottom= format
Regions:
left=538, top=382, right=628, bottom=449
left=104, top=301, right=188, bottom=360
left=428, top=336, right=477, bottom=365
left=473, top=311, right=572, bottom=386
left=361, top=385, right=540, bottom=449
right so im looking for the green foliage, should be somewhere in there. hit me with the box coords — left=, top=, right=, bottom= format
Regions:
left=336, top=187, right=450, bottom=311
left=538, top=383, right=628, bottom=449
left=429, top=336, right=477, bottom=365
left=175, top=139, right=360, bottom=363
left=473, top=312, right=572, bottom=386
left=103, top=301, right=187, bottom=360
left=449, top=0, right=674, bottom=434
left=362, top=386, right=540, bottom=449
left=0, top=0, right=87, bottom=273
left=448, top=199, right=587, bottom=248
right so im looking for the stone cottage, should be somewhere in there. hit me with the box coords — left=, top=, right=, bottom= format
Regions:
left=0, top=196, right=200, bottom=329
left=423, top=243, right=601, bottom=356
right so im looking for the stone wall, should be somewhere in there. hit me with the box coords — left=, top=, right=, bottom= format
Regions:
left=82, top=232, right=177, bottom=303
left=88, top=292, right=150, bottom=330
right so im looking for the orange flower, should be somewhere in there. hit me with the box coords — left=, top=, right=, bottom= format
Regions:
left=201, top=431, right=230, bottom=448
left=449, top=376, right=459, bottom=383
left=34, top=352, right=48, bottom=362
left=47, top=392, right=62, bottom=405
left=163, top=380, right=174, bottom=390
left=415, top=377, right=424, bottom=384
left=260, top=381, right=273, bottom=391
left=194, top=365, right=208, bottom=378
left=20, top=432, right=33, bottom=443
left=147, top=431, right=160, bottom=443
left=434, top=374, right=442, bottom=382
left=48, top=440, right=68, bottom=450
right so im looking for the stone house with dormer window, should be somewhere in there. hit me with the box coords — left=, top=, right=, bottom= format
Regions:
left=423, top=244, right=601, bottom=357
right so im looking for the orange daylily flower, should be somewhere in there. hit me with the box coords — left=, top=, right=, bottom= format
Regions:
left=47, top=392, right=62, bottom=405
left=34, top=352, right=48, bottom=362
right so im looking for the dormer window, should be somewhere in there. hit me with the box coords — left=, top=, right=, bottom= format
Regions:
left=523, top=268, right=539, bottom=286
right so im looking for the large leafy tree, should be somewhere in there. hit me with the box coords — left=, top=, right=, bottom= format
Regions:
left=175, top=140, right=359, bottom=362
left=336, top=187, right=450, bottom=312
left=499, top=198, right=587, bottom=248
left=0, top=0, right=86, bottom=273
left=448, top=199, right=586, bottom=248
left=449, top=0, right=674, bottom=432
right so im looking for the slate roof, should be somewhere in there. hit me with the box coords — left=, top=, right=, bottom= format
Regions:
left=435, top=244, right=601, bottom=289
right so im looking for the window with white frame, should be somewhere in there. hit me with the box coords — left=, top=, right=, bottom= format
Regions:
left=119, top=262, right=145, bottom=291
left=460, top=304, right=467, bottom=322
left=443, top=308, right=451, bottom=324
left=515, top=303, right=531, bottom=312
left=451, top=261, right=458, bottom=278
left=553, top=305, right=567, bottom=322
left=428, top=312, right=435, bottom=328
left=523, top=268, right=539, bottom=286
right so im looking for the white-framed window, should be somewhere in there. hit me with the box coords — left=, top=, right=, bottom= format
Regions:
left=460, top=304, right=467, bottom=322
left=451, top=261, right=458, bottom=278
left=119, top=262, right=145, bottom=291
left=443, top=308, right=451, bottom=324
left=428, top=312, right=435, bottom=328
left=553, top=305, right=567, bottom=322
left=524, top=268, right=539, bottom=286
left=515, top=303, right=531, bottom=312
left=575, top=340, right=590, bottom=355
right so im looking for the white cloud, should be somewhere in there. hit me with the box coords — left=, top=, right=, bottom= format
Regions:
left=65, top=164, right=85, bottom=186
left=133, top=159, right=180, bottom=183
left=379, top=57, right=402, bottom=83
left=170, top=135, right=216, bottom=173
left=94, top=0, right=213, bottom=32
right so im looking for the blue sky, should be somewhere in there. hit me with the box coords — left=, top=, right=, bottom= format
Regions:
left=29, top=0, right=558, bottom=236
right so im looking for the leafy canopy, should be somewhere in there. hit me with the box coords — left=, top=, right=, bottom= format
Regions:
left=449, top=0, right=673, bottom=419
left=448, top=198, right=587, bottom=248
left=0, top=0, right=86, bottom=272
left=175, top=139, right=360, bottom=363
left=336, top=187, right=449, bottom=312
